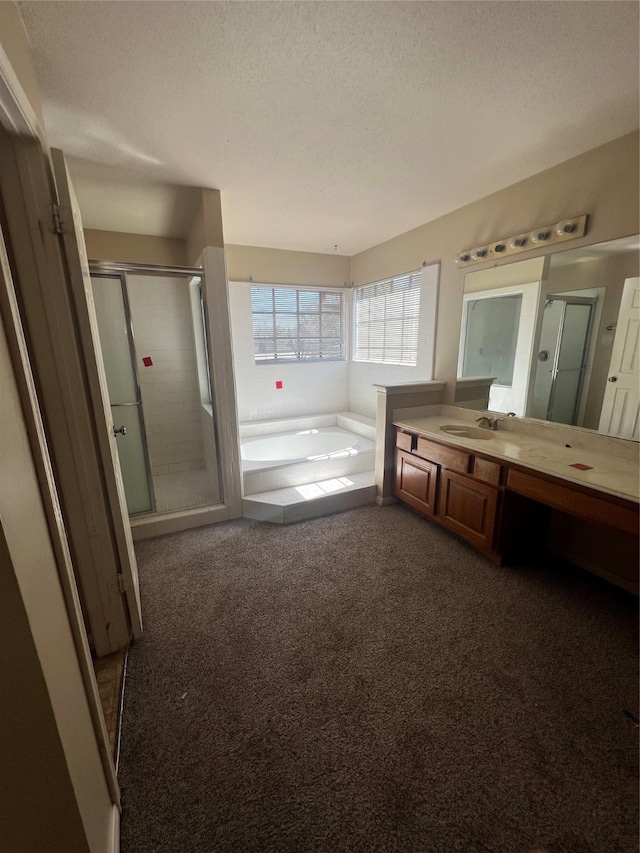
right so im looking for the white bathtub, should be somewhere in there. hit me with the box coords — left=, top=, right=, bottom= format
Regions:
left=240, top=413, right=376, bottom=495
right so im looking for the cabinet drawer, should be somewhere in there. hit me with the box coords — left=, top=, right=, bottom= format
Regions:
left=507, top=469, right=638, bottom=537
left=396, top=430, right=415, bottom=453
left=473, top=457, right=503, bottom=486
left=417, top=437, right=470, bottom=474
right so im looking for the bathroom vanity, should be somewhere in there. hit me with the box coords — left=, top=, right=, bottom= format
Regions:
left=393, top=407, right=639, bottom=592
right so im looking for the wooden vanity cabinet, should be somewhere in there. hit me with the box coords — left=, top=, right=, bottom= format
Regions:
left=394, top=427, right=640, bottom=587
left=395, top=429, right=503, bottom=560
left=395, top=450, right=438, bottom=517
left=437, top=469, right=499, bottom=554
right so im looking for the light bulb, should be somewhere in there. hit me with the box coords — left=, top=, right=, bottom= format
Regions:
left=530, top=229, right=550, bottom=243
left=556, top=220, right=576, bottom=236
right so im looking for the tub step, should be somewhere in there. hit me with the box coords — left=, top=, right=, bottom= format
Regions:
left=242, top=471, right=375, bottom=524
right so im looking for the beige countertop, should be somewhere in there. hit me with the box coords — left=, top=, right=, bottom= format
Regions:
left=394, top=412, right=640, bottom=503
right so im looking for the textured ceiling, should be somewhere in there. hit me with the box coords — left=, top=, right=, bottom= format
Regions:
left=19, top=1, right=640, bottom=254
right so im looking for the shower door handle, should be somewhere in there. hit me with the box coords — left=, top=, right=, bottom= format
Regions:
left=113, top=425, right=127, bottom=436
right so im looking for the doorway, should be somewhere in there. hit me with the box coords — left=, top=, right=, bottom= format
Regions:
left=90, top=263, right=222, bottom=517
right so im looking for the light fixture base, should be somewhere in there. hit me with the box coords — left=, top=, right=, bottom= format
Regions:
left=456, top=214, right=588, bottom=268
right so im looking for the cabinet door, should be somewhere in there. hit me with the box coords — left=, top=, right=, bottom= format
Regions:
left=438, top=470, right=498, bottom=553
left=395, top=450, right=438, bottom=517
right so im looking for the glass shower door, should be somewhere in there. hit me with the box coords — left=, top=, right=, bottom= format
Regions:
left=531, top=296, right=594, bottom=425
left=91, top=275, right=154, bottom=515
left=547, top=301, right=594, bottom=424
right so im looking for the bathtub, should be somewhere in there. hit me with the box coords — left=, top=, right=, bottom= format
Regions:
left=240, top=412, right=376, bottom=495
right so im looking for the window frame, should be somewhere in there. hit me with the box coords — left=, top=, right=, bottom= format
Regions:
left=352, top=268, right=423, bottom=366
left=249, top=283, right=346, bottom=364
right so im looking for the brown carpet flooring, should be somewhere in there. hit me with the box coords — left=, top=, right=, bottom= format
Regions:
left=120, top=505, right=638, bottom=853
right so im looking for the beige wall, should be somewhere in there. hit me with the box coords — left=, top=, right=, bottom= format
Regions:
left=226, top=244, right=350, bottom=287
left=84, top=228, right=352, bottom=289
left=464, top=257, right=546, bottom=294
left=85, top=228, right=187, bottom=266
left=186, top=188, right=224, bottom=265
left=351, top=131, right=640, bottom=404
left=0, top=1, right=45, bottom=132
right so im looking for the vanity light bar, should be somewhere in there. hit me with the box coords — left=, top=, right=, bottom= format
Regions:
left=455, top=214, right=589, bottom=268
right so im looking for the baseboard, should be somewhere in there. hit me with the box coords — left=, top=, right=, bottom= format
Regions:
left=109, top=804, right=120, bottom=853
left=375, top=495, right=397, bottom=506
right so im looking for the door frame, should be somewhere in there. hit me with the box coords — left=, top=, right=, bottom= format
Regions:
left=458, top=281, right=541, bottom=417
left=0, top=37, right=43, bottom=139
left=52, top=147, right=144, bottom=642
left=599, top=277, right=640, bottom=438
left=90, top=254, right=244, bottom=525
left=0, top=40, right=120, bottom=818
left=0, top=209, right=121, bottom=811
left=0, top=130, right=134, bottom=655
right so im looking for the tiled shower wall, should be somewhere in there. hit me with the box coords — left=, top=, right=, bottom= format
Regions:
left=127, top=276, right=205, bottom=476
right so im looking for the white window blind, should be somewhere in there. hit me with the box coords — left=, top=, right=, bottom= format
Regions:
left=251, top=286, right=344, bottom=362
left=353, top=270, right=422, bottom=364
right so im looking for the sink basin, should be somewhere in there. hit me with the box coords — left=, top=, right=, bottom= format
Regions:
left=439, top=424, right=494, bottom=440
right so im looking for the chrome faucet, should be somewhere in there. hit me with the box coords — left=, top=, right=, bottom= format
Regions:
left=475, top=414, right=502, bottom=430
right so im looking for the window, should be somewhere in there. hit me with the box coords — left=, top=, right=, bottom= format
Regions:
left=353, top=270, right=422, bottom=365
left=461, top=294, right=523, bottom=385
left=251, top=286, right=344, bottom=362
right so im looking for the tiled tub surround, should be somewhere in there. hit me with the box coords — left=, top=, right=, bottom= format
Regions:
left=241, top=412, right=375, bottom=496
left=393, top=404, right=639, bottom=501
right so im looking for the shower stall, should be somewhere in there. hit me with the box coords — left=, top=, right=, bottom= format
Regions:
left=529, top=294, right=596, bottom=424
left=89, top=263, right=221, bottom=517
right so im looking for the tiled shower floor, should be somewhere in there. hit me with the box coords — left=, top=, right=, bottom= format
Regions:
left=152, top=469, right=220, bottom=513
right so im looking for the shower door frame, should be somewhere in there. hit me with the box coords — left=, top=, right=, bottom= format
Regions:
left=542, top=294, right=596, bottom=425
left=90, top=269, right=157, bottom=514
left=89, top=260, right=225, bottom=517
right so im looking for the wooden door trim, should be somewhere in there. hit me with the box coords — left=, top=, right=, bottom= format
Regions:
left=0, top=131, right=131, bottom=654
left=0, top=39, right=42, bottom=139
left=0, top=207, right=120, bottom=807
left=52, top=148, right=142, bottom=639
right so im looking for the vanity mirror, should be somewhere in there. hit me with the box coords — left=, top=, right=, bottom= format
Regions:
left=455, top=235, right=640, bottom=439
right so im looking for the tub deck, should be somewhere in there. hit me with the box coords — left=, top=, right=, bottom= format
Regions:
left=240, top=412, right=377, bottom=512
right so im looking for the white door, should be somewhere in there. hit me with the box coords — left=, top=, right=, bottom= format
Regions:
left=52, top=149, right=143, bottom=638
left=599, top=277, right=640, bottom=439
